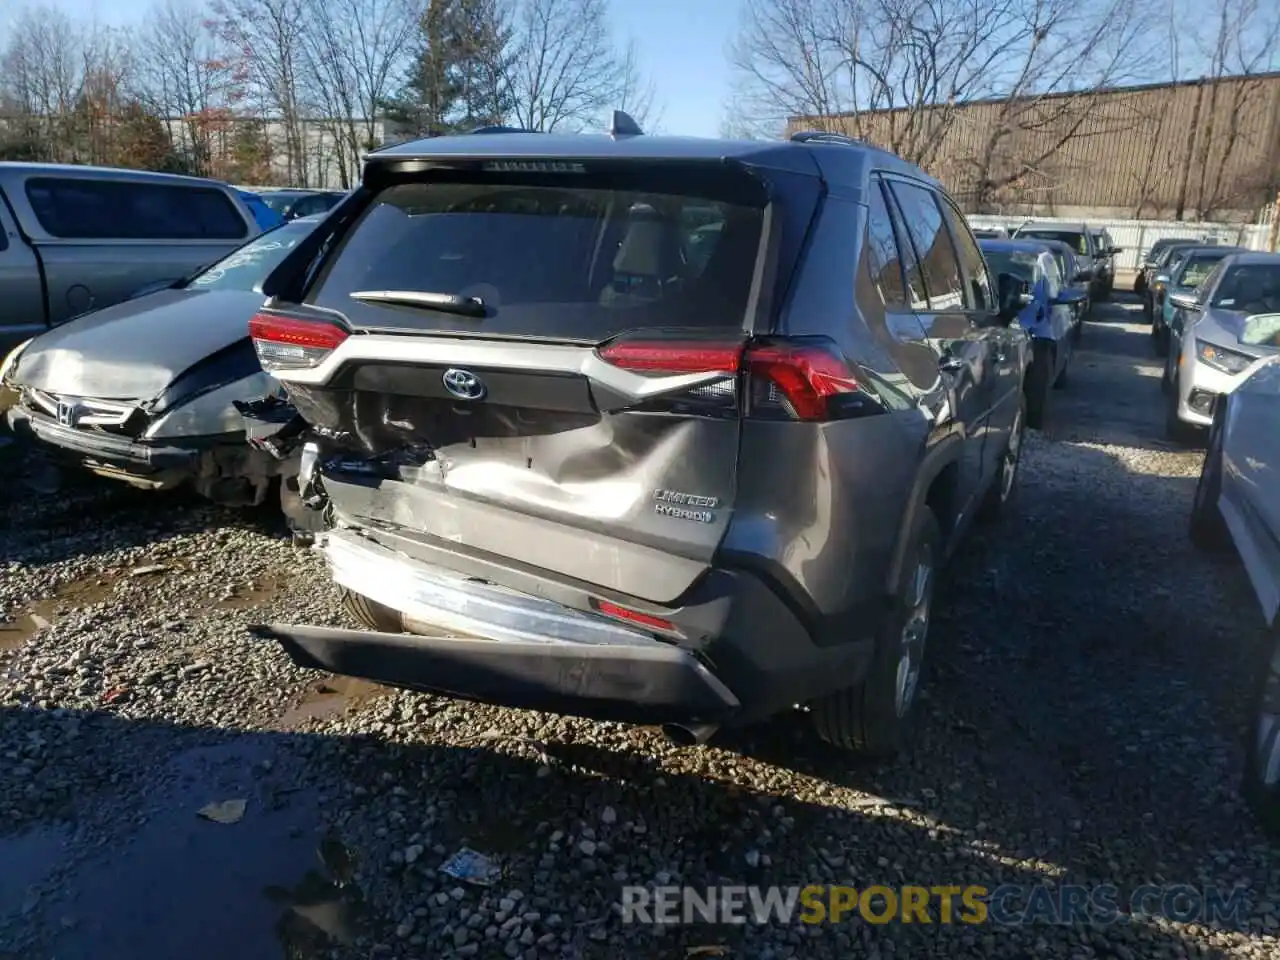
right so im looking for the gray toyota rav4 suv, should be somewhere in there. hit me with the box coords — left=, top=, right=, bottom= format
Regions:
left=247, top=121, right=1031, bottom=757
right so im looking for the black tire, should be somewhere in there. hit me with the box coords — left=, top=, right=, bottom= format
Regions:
left=1164, top=371, right=1196, bottom=446
left=1152, top=322, right=1169, bottom=358
left=977, top=394, right=1026, bottom=523
left=341, top=589, right=403, bottom=633
left=810, top=510, right=941, bottom=758
left=1243, top=628, right=1280, bottom=838
left=1025, top=341, right=1053, bottom=430
left=1189, top=402, right=1232, bottom=552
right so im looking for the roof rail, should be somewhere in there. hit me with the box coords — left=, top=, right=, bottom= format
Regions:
left=610, top=110, right=644, bottom=138
left=789, top=131, right=859, bottom=146
left=468, top=125, right=539, bottom=135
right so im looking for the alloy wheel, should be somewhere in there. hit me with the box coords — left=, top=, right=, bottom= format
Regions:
left=894, top=555, right=934, bottom=717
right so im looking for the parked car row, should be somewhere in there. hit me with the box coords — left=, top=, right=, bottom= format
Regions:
left=1158, top=251, right=1280, bottom=443
left=968, top=219, right=1121, bottom=303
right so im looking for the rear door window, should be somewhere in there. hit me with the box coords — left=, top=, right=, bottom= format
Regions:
left=864, top=181, right=911, bottom=308
left=24, top=177, right=248, bottom=240
left=308, top=174, right=768, bottom=341
left=888, top=180, right=967, bottom=312
left=938, top=196, right=992, bottom=310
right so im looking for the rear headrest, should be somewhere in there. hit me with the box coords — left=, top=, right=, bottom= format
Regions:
left=613, top=206, right=679, bottom=277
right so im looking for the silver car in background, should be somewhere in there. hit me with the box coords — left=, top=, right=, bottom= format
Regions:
left=1189, top=356, right=1280, bottom=834
left=1164, top=252, right=1280, bottom=443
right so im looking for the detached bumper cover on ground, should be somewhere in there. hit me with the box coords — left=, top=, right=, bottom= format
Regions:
left=252, top=530, right=743, bottom=725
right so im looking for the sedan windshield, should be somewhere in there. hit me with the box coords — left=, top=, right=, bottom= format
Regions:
left=1019, top=230, right=1088, bottom=256
left=1176, top=254, right=1227, bottom=288
left=188, top=217, right=319, bottom=292
left=1211, top=264, right=1280, bottom=315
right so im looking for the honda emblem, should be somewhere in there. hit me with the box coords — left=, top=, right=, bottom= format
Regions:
left=56, top=401, right=78, bottom=427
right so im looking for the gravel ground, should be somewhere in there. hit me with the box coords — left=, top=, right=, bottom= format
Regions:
left=2, top=295, right=1279, bottom=960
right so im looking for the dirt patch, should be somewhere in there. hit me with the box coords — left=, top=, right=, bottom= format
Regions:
left=275, top=677, right=389, bottom=730
left=0, top=573, right=116, bottom=651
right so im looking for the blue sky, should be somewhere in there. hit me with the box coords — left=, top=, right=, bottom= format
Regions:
left=25, top=0, right=740, bottom=136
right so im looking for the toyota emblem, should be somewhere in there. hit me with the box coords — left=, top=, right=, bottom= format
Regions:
left=442, top=368, right=486, bottom=401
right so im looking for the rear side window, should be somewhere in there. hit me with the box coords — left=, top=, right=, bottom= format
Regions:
left=24, top=177, right=248, bottom=240
left=888, top=181, right=966, bottom=312
left=864, top=182, right=912, bottom=309
left=938, top=197, right=991, bottom=310
left=309, top=175, right=767, bottom=340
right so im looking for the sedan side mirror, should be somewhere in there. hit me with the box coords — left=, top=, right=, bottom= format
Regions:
left=1110, top=246, right=1124, bottom=255
left=996, top=272, right=1032, bottom=323
left=1168, top=291, right=1201, bottom=311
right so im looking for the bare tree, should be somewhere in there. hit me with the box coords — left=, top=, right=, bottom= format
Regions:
left=615, top=40, right=663, bottom=132
left=506, top=0, right=627, bottom=132
left=729, top=0, right=1154, bottom=206
left=137, top=0, right=240, bottom=176
left=301, top=0, right=420, bottom=187
left=213, top=0, right=310, bottom=184
left=1, top=5, right=89, bottom=161
left=1180, top=0, right=1280, bottom=219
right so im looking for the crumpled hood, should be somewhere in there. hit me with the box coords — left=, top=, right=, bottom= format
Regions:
left=13, top=288, right=267, bottom=400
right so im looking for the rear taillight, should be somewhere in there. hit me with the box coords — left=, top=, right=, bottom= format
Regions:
left=596, top=337, right=874, bottom=422
left=249, top=313, right=350, bottom=373
left=744, top=342, right=863, bottom=421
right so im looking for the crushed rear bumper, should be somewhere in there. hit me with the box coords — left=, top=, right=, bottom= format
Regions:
left=256, top=524, right=876, bottom=726
left=251, top=623, right=741, bottom=725
left=254, top=530, right=740, bottom=724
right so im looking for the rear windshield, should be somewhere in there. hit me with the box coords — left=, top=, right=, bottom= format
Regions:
left=308, top=174, right=766, bottom=340
left=24, top=176, right=248, bottom=240
left=1018, top=230, right=1088, bottom=255
left=1212, top=264, right=1280, bottom=315
left=1175, top=254, right=1226, bottom=288
left=189, top=217, right=320, bottom=292
left=984, top=251, right=1039, bottom=284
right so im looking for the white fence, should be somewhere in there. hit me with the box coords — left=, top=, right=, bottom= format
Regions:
left=965, top=214, right=1275, bottom=270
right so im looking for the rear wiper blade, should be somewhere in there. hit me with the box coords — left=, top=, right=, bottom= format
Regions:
left=349, top=289, right=486, bottom=318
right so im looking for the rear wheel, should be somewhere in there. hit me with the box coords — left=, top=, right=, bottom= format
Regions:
left=978, top=395, right=1025, bottom=523
left=1025, top=341, right=1054, bottom=430
left=1189, top=402, right=1231, bottom=552
left=1244, top=626, right=1280, bottom=838
left=810, top=510, right=940, bottom=758
left=341, top=589, right=403, bottom=633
